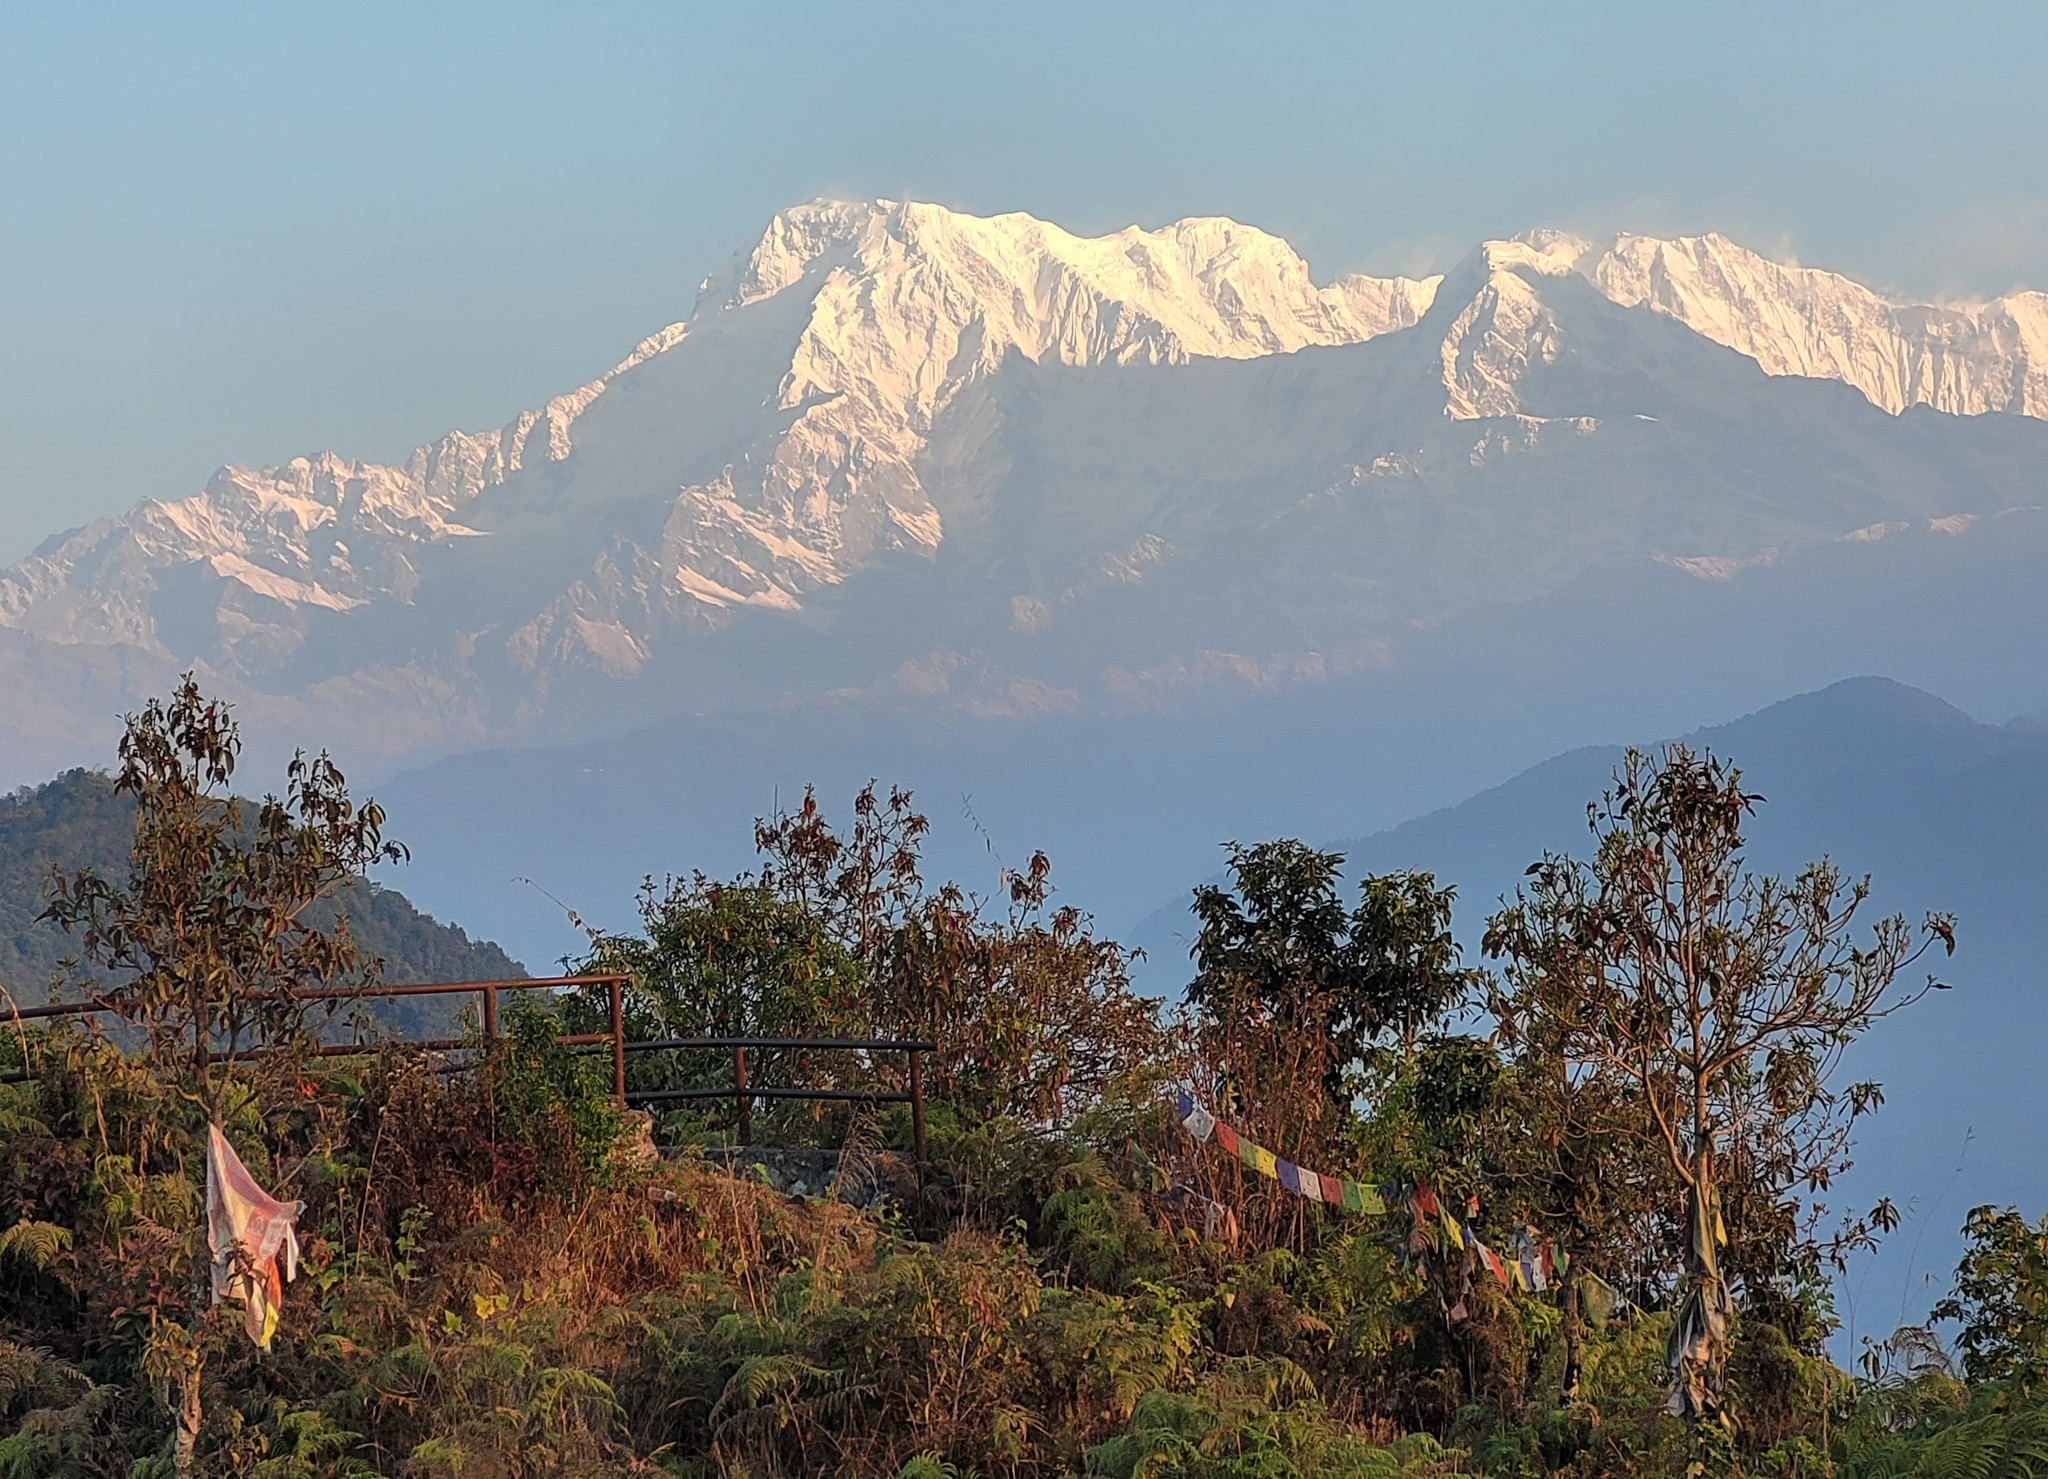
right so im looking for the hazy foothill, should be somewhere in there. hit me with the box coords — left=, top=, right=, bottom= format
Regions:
left=6, top=163, right=2048, bottom=1476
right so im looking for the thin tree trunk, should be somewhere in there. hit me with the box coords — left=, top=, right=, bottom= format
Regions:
left=174, top=1272, right=206, bottom=1477
left=173, top=1350, right=202, bottom=1476
left=1561, top=1252, right=1584, bottom=1399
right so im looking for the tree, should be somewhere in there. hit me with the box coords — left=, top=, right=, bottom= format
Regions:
left=580, top=784, right=1166, bottom=1141
left=1932, top=1206, right=2048, bottom=1392
left=1346, top=870, right=1484, bottom=1067
left=1186, top=843, right=1482, bottom=1245
left=1484, top=745, right=1953, bottom=1430
left=38, top=676, right=403, bottom=1474
left=580, top=872, right=874, bottom=1122
left=1189, top=844, right=1479, bottom=1107
left=43, top=678, right=403, bottom=1113
left=1483, top=960, right=1675, bottom=1401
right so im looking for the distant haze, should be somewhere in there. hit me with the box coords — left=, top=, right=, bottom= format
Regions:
left=5, top=0, right=2048, bottom=561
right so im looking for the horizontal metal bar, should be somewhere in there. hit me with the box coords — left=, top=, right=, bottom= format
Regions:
left=0, top=1028, right=619, bottom=1081
left=301, top=974, right=628, bottom=1001
left=613, top=1036, right=936, bottom=1053
left=9, top=996, right=120, bottom=1022
left=308, top=1037, right=466, bottom=1056
left=625, top=1086, right=913, bottom=1104
left=8, top=974, right=630, bottom=1020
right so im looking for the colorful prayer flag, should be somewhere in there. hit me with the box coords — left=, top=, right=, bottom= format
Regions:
left=1469, top=1233, right=1509, bottom=1287
left=1166, top=1091, right=1382, bottom=1217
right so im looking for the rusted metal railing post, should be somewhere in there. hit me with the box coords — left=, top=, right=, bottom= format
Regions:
left=908, top=1048, right=927, bottom=1165
left=608, top=979, right=626, bottom=1109
left=481, top=983, right=498, bottom=1039
left=733, top=1044, right=751, bottom=1144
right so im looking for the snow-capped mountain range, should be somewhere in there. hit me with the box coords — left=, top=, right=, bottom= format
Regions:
left=4, top=199, right=2046, bottom=781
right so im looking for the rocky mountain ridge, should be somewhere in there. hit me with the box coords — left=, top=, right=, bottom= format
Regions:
left=2, top=199, right=2045, bottom=783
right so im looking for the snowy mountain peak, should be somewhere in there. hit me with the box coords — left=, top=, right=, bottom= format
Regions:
left=1587, top=231, right=2048, bottom=416
left=1483, top=229, right=1594, bottom=278
left=6, top=198, right=2048, bottom=777
left=725, top=197, right=1440, bottom=376
left=640, top=198, right=1447, bottom=625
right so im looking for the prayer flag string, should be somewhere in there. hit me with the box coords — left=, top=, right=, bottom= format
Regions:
left=1172, top=1089, right=1570, bottom=1290
left=1174, top=1089, right=1384, bottom=1215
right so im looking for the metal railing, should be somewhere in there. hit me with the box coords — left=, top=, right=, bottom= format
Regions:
left=618, top=1036, right=933, bottom=1162
left=2, top=975, right=933, bottom=1160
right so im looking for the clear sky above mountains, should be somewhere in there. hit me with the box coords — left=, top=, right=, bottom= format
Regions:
left=3, top=0, right=2046, bottom=563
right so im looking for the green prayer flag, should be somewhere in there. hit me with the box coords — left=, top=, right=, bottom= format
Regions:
left=1340, top=1179, right=1364, bottom=1212
left=1580, top=1271, right=1621, bottom=1329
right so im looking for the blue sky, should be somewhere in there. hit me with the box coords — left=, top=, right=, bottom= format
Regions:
left=3, top=0, right=2045, bottom=562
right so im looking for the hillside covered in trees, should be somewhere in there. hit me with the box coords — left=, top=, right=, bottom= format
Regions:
left=3, top=683, right=2045, bottom=1479
left=1, top=767, right=524, bottom=1007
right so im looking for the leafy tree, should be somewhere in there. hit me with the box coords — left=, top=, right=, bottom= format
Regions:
left=608, top=874, right=868, bottom=1041
left=35, top=676, right=402, bottom=1474
left=1186, top=843, right=1482, bottom=1247
left=1484, top=745, right=1953, bottom=1431
left=580, top=873, right=873, bottom=1126
left=579, top=784, right=1167, bottom=1147
left=1483, top=970, right=1673, bottom=1400
left=1189, top=844, right=1479, bottom=1106
left=1933, top=1206, right=2048, bottom=1391
left=42, top=677, right=403, bottom=1111
left=1347, top=869, right=1486, bottom=1066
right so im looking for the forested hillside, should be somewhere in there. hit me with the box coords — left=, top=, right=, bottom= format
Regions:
left=1, top=768, right=524, bottom=1005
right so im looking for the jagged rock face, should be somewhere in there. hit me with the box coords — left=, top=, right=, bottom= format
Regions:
left=0, top=322, right=689, bottom=661
left=654, top=199, right=1443, bottom=614
left=3, top=199, right=2046, bottom=780
left=1589, top=231, right=2048, bottom=417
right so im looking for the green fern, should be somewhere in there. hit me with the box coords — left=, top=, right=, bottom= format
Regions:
left=0, top=1220, right=71, bottom=1272
left=1841, top=1400, right=2048, bottom=1478
left=898, top=1453, right=971, bottom=1479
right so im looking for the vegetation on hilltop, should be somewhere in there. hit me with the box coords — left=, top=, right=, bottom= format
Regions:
left=1, top=766, right=525, bottom=1016
left=3, top=681, right=2044, bottom=1479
